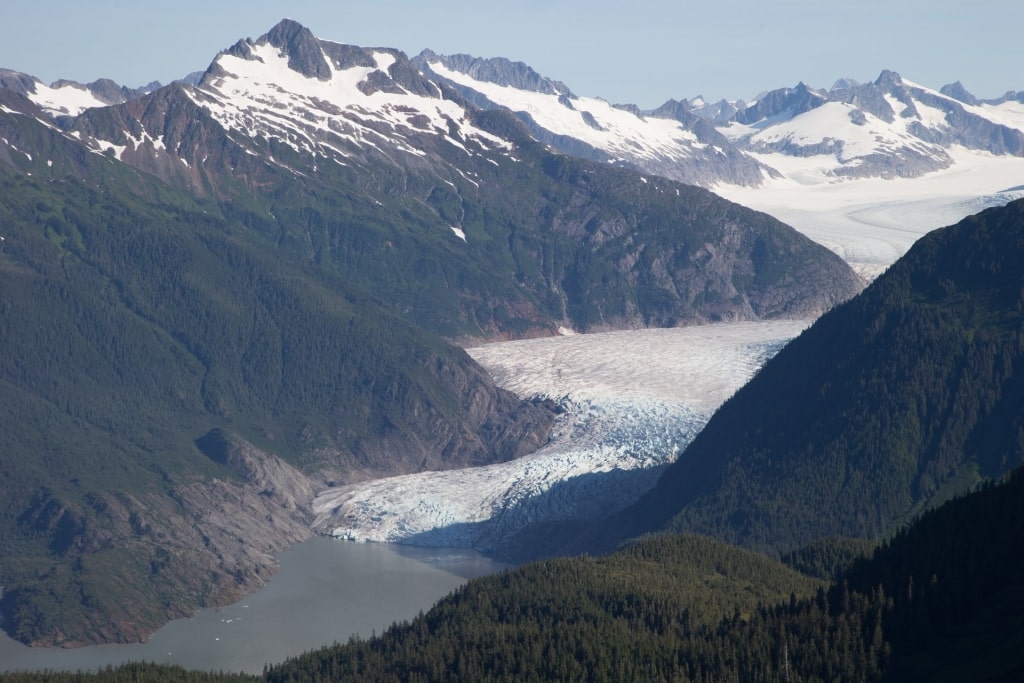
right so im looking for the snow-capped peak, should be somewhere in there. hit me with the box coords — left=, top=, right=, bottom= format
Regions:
left=416, top=51, right=770, bottom=187
left=184, top=19, right=512, bottom=168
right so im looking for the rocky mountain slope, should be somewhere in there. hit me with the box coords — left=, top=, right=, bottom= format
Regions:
left=0, top=121, right=553, bottom=646
left=413, top=51, right=772, bottom=188
left=4, top=19, right=860, bottom=338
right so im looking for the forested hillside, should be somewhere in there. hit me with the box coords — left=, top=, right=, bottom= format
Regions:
left=8, top=465, right=1019, bottom=681
left=0, top=157, right=553, bottom=645
left=67, top=87, right=862, bottom=339
left=595, top=197, right=1024, bottom=555
left=260, top=466, right=1022, bottom=682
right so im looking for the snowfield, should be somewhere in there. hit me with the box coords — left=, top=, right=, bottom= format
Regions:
left=715, top=147, right=1024, bottom=280
left=313, top=321, right=808, bottom=551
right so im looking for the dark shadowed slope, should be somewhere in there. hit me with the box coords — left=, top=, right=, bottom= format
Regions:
left=605, top=197, right=1024, bottom=555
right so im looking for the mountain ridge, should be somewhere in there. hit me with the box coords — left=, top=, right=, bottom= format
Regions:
left=6, top=23, right=1023, bottom=201
left=31, top=19, right=861, bottom=338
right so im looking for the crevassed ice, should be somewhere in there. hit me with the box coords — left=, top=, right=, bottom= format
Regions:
left=312, top=320, right=809, bottom=551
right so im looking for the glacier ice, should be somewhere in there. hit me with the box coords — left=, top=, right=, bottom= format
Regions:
left=312, top=321, right=809, bottom=552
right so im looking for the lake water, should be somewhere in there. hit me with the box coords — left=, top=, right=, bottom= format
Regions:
left=0, top=537, right=507, bottom=674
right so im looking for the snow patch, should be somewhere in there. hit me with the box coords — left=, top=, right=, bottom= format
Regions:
left=92, top=138, right=127, bottom=159
left=27, top=81, right=108, bottom=117
left=195, top=41, right=508, bottom=164
left=427, top=60, right=703, bottom=164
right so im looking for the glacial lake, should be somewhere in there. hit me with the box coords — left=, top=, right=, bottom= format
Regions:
left=0, top=537, right=507, bottom=674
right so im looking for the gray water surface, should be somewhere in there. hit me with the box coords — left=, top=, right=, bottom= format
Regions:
left=0, top=538, right=507, bottom=674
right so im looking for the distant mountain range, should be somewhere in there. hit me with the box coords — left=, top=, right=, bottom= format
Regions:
left=2, top=19, right=859, bottom=336
left=419, top=55, right=1024, bottom=186
left=6, top=25, right=1024, bottom=192
left=8, top=22, right=1023, bottom=287
left=3, top=18, right=1023, bottom=678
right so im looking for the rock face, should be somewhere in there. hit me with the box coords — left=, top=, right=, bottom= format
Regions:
left=940, top=80, right=978, bottom=105
left=415, top=50, right=574, bottom=96
left=0, top=68, right=37, bottom=96
left=732, top=82, right=827, bottom=126
left=2, top=433, right=316, bottom=647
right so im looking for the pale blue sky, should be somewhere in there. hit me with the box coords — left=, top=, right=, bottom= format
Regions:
left=1, top=1, right=1020, bottom=108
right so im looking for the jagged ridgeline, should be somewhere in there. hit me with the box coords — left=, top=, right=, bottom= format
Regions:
left=612, top=197, right=1024, bottom=554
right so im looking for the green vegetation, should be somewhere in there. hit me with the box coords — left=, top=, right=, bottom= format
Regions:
left=0, top=159, right=550, bottom=645
left=781, top=537, right=878, bottom=581
left=0, top=89, right=860, bottom=645
left=0, top=663, right=257, bottom=683
left=10, top=465, right=1019, bottom=681
left=4, top=27, right=1022, bottom=679
left=620, top=198, right=1024, bottom=555
left=69, top=91, right=861, bottom=339
left=2, top=104, right=1021, bottom=675
left=264, top=534, right=826, bottom=682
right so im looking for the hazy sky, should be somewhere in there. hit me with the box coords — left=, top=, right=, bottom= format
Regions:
left=1, top=1, right=1020, bottom=108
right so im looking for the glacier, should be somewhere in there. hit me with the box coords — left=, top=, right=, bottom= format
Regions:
left=312, top=320, right=808, bottom=551
left=715, top=147, right=1024, bottom=280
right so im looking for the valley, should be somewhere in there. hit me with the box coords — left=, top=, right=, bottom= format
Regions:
left=2, top=16, right=1024, bottom=678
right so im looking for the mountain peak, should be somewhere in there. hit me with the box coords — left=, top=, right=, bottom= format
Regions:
left=262, top=18, right=332, bottom=81
left=0, top=68, right=37, bottom=97
left=830, top=77, right=860, bottom=91
left=874, top=69, right=904, bottom=89
left=733, top=81, right=826, bottom=125
left=940, top=80, right=978, bottom=105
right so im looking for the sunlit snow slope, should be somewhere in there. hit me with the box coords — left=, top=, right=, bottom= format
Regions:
left=715, top=149, right=1024, bottom=280
left=313, top=321, right=808, bottom=551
